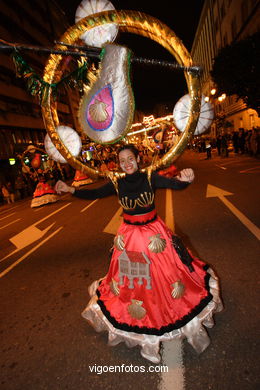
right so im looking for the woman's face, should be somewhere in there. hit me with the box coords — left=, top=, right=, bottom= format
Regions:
left=119, top=149, right=139, bottom=174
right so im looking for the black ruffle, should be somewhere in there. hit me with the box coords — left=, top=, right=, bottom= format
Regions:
left=172, top=235, right=195, bottom=272
left=95, top=270, right=213, bottom=336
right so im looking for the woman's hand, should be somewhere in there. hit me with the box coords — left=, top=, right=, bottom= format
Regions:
left=54, top=180, right=75, bottom=194
left=176, top=168, right=195, bottom=183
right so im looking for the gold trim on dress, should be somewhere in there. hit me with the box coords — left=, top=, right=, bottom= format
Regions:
left=119, top=196, right=137, bottom=210
left=119, top=191, right=154, bottom=210
left=136, top=192, right=154, bottom=207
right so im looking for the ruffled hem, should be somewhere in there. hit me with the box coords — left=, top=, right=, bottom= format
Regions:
left=82, top=268, right=223, bottom=363
left=31, top=194, right=58, bottom=208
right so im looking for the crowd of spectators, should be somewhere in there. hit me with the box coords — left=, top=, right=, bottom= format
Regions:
left=191, top=127, right=260, bottom=159
left=1, top=127, right=259, bottom=206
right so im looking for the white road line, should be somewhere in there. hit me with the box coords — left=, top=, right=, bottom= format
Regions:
left=34, top=202, right=71, bottom=224
left=0, top=227, right=63, bottom=278
left=240, top=166, right=260, bottom=173
left=0, top=203, right=71, bottom=263
left=0, top=205, right=19, bottom=215
left=0, top=212, right=16, bottom=221
left=80, top=199, right=99, bottom=213
left=206, top=184, right=260, bottom=241
left=160, top=190, right=184, bottom=390
left=159, top=340, right=184, bottom=390
left=215, top=164, right=227, bottom=170
left=0, top=218, right=21, bottom=230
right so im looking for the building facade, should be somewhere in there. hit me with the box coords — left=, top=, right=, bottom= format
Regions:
left=0, top=0, right=79, bottom=181
left=192, top=0, right=260, bottom=137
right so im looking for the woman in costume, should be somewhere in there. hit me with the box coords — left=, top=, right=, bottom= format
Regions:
left=31, top=170, right=58, bottom=208
left=71, top=169, right=93, bottom=187
left=55, top=144, right=222, bottom=363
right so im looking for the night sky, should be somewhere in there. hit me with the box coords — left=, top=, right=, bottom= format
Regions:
left=56, top=0, right=205, bottom=113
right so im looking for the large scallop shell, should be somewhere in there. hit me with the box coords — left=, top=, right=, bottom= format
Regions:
left=75, top=0, right=119, bottom=48
left=89, top=99, right=108, bottom=122
left=127, top=300, right=146, bottom=320
left=110, top=278, right=120, bottom=296
left=173, top=94, right=214, bottom=135
left=148, top=234, right=166, bottom=253
left=114, top=234, right=125, bottom=251
left=44, top=126, right=82, bottom=164
left=171, top=280, right=185, bottom=299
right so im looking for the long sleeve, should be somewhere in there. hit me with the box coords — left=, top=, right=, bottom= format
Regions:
left=152, top=172, right=190, bottom=190
left=73, top=180, right=116, bottom=200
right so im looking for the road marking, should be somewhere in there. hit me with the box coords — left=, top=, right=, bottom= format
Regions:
left=0, top=203, right=71, bottom=262
left=165, top=189, right=175, bottom=231
left=80, top=199, right=99, bottom=213
left=159, top=340, right=184, bottom=390
left=103, top=207, right=122, bottom=235
left=0, top=219, right=21, bottom=230
left=0, top=227, right=63, bottom=278
left=240, top=166, right=260, bottom=173
left=215, top=164, right=227, bottom=170
left=161, top=190, right=184, bottom=390
left=33, top=202, right=71, bottom=224
left=0, top=212, right=16, bottom=221
left=0, top=223, right=56, bottom=263
left=206, top=184, right=260, bottom=240
left=0, top=205, right=19, bottom=215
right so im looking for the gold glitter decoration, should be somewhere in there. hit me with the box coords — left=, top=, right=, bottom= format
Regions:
left=127, top=299, right=146, bottom=320
left=136, top=192, right=154, bottom=207
left=114, top=234, right=125, bottom=251
left=171, top=280, right=185, bottom=299
left=148, top=234, right=166, bottom=253
left=119, top=196, right=137, bottom=210
left=42, top=10, right=201, bottom=179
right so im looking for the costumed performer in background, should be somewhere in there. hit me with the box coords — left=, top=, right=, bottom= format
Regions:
left=31, top=169, right=58, bottom=208
left=71, top=169, right=93, bottom=187
left=55, top=144, right=222, bottom=363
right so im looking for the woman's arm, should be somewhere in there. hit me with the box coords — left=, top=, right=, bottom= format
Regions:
left=152, top=168, right=195, bottom=190
left=55, top=180, right=116, bottom=200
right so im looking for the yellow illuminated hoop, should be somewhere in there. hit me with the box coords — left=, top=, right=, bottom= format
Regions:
left=42, top=10, right=201, bottom=179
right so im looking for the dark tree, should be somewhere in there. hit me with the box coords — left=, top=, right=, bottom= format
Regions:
left=211, top=31, right=260, bottom=116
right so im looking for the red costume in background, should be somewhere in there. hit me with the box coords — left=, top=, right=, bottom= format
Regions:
left=31, top=174, right=58, bottom=208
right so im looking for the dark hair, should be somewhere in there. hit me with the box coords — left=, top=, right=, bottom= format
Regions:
left=118, top=144, right=139, bottom=158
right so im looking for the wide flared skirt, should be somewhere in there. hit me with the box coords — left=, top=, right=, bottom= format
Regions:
left=82, top=216, right=223, bottom=363
left=31, top=182, right=58, bottom=208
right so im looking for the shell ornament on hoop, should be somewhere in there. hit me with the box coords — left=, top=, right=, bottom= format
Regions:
left=44, top=126, right=82, bottom=164
left=75, top=0, right=119, bottom=47
left=173, top=94, right=214, bottom=135
left=42, top=10, right=202, bottom=179
left=78, top=43, right=135, bottom=144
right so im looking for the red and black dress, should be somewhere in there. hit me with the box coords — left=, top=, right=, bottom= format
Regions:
left=31, top=174, right=58, bottom=208
left=74, top=171, right=222, bottom=363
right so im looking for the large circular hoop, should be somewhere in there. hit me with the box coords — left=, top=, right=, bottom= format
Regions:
left=42, top=10, right=201, bottom=179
